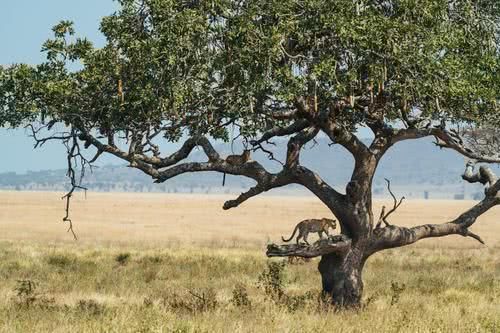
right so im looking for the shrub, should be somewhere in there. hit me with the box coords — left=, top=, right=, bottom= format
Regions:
left=13, top=279, right=55, bottom=309
left=115, top=253, right=131, bottom=266
left=231, top=284, right=251, bottom=308
left=257, top=261, right=287, bottom=302
left=14, top=279, right=38, bottom=307
left=164, top=288, right=218, bottom=314
left=284, top=291, right=315, bottom=312
left=390, top=281, right=406, bottom=306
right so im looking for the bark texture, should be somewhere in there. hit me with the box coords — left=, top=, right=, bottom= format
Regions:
left=318, top=251, right=364, bottom=308
left=267, top=235, right=351, bottom=258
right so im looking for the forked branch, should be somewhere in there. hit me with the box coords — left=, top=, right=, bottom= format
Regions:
left=375, top=178, right=405, bottom=229
left=80, top=130, right=306, bottom=212
left=27, top=124, right=90, bottom=240
left=462, top=161, right=499, bottom=196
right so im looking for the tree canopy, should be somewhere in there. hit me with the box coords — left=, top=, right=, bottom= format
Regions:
left=2, top=0, right=500, bottom=136
left=1, top=0, right=500, bottom=308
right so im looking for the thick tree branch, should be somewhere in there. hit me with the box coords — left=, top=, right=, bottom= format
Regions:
left=157, top=136, right=221, bottom=167
left=385, top=127, right=500, bottom=163
left=369, top=163, right=500, bottom=253
left=75, top=129, right=300, bottom=210
left=154, top=159, right=272, bottom=183
left=81, top=131, right=222, bottom=168
left=250, top=120, right=310, bottom=146
left=462, top=161, right=498, bottom=192
left=320, top=122, right=370, bottom=158
left=225, top=126, right=336, bottom=210
left=77, top=125, right=352, bottom=215
left=269, top=109, right=300, bottom=120
left=285, top=127, right=319, bottom=168
left=267, top=235, right=352, bottom=258
left=223, top=171, right=292, bottom=210
left=293, top=166, right=347, bottom=221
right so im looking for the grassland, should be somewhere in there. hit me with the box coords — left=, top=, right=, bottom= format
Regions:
left=0, top=191, right=499, bottom=332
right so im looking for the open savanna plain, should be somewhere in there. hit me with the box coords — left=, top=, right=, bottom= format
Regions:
left=0, top=191, right=499, bottom=332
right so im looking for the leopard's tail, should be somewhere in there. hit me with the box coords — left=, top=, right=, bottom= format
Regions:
left=282, top=224, right=299, bottom=243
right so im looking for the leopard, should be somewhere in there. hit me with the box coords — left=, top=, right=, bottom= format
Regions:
left=282, top=218, right=337, bottom=245
left=222, top=150, right=252, bottom=186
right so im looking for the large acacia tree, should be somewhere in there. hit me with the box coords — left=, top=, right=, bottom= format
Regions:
left=1, top=0, right=500, bottom=308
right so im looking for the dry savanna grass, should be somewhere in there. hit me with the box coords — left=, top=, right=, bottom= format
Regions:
left=0, top=191, right=499, bottom=332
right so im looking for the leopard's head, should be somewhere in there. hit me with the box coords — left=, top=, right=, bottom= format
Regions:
left=323, top=218, right=337, bottom=229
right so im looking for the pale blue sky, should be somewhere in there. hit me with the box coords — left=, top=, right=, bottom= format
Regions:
left=0, top=0, right=117, bottom=173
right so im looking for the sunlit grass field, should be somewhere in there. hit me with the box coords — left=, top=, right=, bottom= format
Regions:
left=0, top=191, right=499, bottom=332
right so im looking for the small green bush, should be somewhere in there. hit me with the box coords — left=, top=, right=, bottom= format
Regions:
left=257, top=261, right=287, bottom=302
left=115, top=253, right=131, bottom=266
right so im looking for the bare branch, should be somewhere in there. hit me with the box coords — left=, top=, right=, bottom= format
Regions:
left=465, top=230, right=485, bottom=245
left=25, top=124, right=72, bottom=148
left=293, top=166, right=346, bottom=222
left=223, top=185, right=267, bottom=210
left=387, top=127, right=500, bottom=163
left=462, top=161, right=498, bottom=192
left=252, top=141, right=284, bottom=166
left=77, top=130, right=304, bottom=211
left=375, top=179, right=405, bottom=229
left=370, top=163, right=500, bottom=253
left=80, top=131, right=221, bottom=170
left=223, top=172, right=291, bottom=210
left=26, top=124, right=96, bottom=240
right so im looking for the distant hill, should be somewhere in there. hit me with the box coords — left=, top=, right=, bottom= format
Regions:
left=0, top=137, right=493, bottom=200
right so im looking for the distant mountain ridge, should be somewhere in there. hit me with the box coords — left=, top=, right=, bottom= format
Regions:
left=0, top=137, right=492, bottom=200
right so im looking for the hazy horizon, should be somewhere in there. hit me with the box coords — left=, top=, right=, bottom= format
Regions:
left=0, top=1, right=117, bottom=173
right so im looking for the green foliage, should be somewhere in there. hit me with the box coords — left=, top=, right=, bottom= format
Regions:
left=115, top=252, right=131, bottom=265
left=256, top=260, right=314, bottom=311
left=1, top=0, right=499, bottom=135
left=257, top=261, right=287, bottom=301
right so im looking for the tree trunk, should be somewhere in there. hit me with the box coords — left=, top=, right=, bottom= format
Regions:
left=318, top=249, right=365, bottom=308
